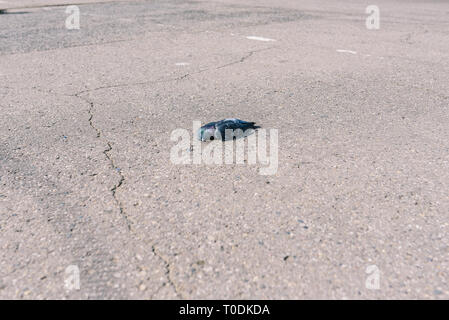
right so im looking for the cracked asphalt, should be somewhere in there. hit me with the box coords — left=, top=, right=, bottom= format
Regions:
left=1, top=0, right=449, bottom=299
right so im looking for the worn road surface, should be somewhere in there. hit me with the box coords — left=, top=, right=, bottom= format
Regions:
left=1, top=0, right=448, bottom=299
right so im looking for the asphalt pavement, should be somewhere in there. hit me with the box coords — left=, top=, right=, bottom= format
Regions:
left=0, top=0, right=448, bottom=299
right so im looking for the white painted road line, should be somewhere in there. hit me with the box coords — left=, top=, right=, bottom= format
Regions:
left=336, top=49, right=357, bottom=54
left=246, top=36, right=276, bottom=42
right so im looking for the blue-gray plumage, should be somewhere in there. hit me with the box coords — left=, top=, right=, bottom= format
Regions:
left=197, top=118, right=260, bottom=141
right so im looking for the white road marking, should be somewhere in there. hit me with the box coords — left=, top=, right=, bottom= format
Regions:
left=175, top=62, right=190, bottom=66
left=246, top=36, right=276, bottom=42
left=336, top=49, right=357, bottom=54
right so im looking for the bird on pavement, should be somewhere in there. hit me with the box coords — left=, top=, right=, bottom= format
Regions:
left=197, top=118, right=260, bottom=141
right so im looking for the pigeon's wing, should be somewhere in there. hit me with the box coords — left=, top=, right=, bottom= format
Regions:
left=220, top=118, right=253, bottom=125
left=216, top=119, right=259, bottom=140
left=202, top=121, right=217, bottom=129
left=217, top=119, right=257, bottom=128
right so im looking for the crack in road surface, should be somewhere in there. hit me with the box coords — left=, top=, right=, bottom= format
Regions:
left=74, top=91, right=184, bottom=297
left=73, top=47, right=277, bottom=95
left=103, top=141, right=131, bottom=231
left=151, top=245, right=183, bottom=299
left=216, top=47, right=273, bottom=70
left=74, top=93, right=133, bottom=231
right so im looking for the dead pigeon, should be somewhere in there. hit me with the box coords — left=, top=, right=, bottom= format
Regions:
left=197, top=118, right=260, bottom=141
